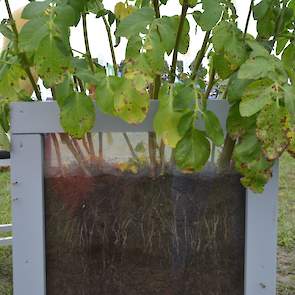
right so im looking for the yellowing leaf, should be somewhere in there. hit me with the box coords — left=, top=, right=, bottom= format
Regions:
left=234, top=130, right=274, bottom=193
left=239, top=79, right=278, bottom=117
left=35, top=37, right=71, bottom=87
left=60, top=92, right=95, bottom=139
left=153, top=85, right=183, bottom=148
left=256, top=103, right=291, bottom=160
left=114, top=78, right=149, bottom=124
left=114, top=2, right=135, bottom=20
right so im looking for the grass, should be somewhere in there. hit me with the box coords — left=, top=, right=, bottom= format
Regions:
left=278, top=154, right=295, bottom=250
left=0, top=170, right=13, bottom=295
left=277, top=154, right=295, bottom=295
left=0, top=154, right=294, bottom=294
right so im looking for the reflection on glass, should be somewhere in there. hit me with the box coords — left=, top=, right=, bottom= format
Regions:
left=44, top=133, right=245, bottom=295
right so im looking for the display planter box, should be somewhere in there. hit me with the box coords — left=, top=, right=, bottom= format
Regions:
left=10, top=100, right=279, bottom=295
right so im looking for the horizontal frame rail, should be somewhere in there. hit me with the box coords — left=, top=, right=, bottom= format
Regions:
left=0, top=224, right=12, bottom=232
left=0, top=237, right=13, bottom=246
left=10, top=100, right=229, bottom=134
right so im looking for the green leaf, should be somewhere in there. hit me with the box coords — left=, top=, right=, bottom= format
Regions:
left=34, top=37, right=71, bottom=87
left=0, top=23, right=14, bottom=41
left=19, top=16, right=49, bottom=52
left=178, top=111, right=194, bottom=137
left=282, top=43, right=295, bottom=70
left=227, top=104, right=256, bottom=140
left=213, top=53, right=233, bottom=79
left=227, top=73, right=252, bottom=103
left=0, top=102, right=10, bottom=133
left=238, top=54, right=287, bottom=82
left=194, top=0, right=223, bottom=31
left=256, top=7, right=276, bottom=39
left=126, top=35, right=142, bottom=58
left=0, top=60, right=31, bottom=100
left=145, top=16, right=190, bottom=55
left=203, top=110, right=224, bottom=146
left=96, top=76, right=121, bottom=115
left=276, top=37, right=288, bottom=55
left=234, top=130, right=273, bottom=193
left=284, top=84, right=295, bottom=116
left=55, top=4, right=77, bottom=27
left=212, top=21, right=248, bottom=71
left=135, top=142, right=145, bottom=153
left=256, top=103, right=291, bottom=160
left=67, top=0, right=87, bottom=25
left=253, top=0, right=274, bottom=19
left=173, top=83, right=194, bottom=111
left=116, top=7, right=155, bottom=38
left=60, top=92, right=95, bottom=139
left=175, top=128, right=210, bottom=171
left=21, top=0, right=51, bottom=19
left=55, top=75, right=74, bottom=107
left=154, top=85, right=183, bottom=148
left=179, top=0, right=198, bottom=7
left=239, top=79, right=278, bottom=117
left=288, top=135, right=295, bottom=159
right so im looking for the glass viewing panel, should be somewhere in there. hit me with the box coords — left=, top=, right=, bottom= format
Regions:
left=44, top=132, right=245, bottom=295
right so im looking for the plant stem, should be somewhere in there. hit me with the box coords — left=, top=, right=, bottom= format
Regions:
left=82, top=13, right=95, bottom=73
left=218, top=0, right=254, bottom=171
left=82, top=137, right=91, bottom=154
left=123, top=133, right=139, bottom=161
left=159, top=140, right=166, bottom=174
left=148, top=132, right=157, bottom=178
left=168, top=1, right=189, bottom=83
left=271, top=1, right=287, bottom=50
left=102, top=15, right=140, bottom=162
left=72, top=139, right=84, bottom=159
left=82, top=13, right=105, bottom=163
left=87, top=133, right=96, bottom=159
left=103, top=16, right=119, bottom=76
left=98, top=132, right=103, bottom=160
left=4, top=0, right=42, bottom=101
left=152, top=0, right=161, bottom=18
left=152, top=0, right=161, bottom=99
left=191, top=31, right=211, bottom=81
left=218, top=134, right=235, bottom=171
left=243, top=0, right=254, bottom=39
left=60, top=134, right=91, bottom=176
left=149, top=0, right=162, bottom=176
left=166, top=1, right=189, bottom=168
left=51, top=134, right=64, bottom=176
left=203, top=67, right=215, bottom=109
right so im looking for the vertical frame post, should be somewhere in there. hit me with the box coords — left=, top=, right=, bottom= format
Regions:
left=244, top=162, right=279, bottom=295
left=11, top=134, right=46, bottom=295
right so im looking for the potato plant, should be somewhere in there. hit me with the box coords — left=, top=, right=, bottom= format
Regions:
left=0, top=0, right=295, bottom=192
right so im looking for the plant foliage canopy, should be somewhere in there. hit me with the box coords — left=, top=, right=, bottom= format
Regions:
left=0, top=0, right=295, bottom=192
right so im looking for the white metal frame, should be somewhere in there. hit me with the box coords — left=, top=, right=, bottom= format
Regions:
left=10, top=100, right=279, bottom=295
left=0, top=224, right=13, bottom=246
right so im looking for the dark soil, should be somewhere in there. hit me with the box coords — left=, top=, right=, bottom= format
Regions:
left=45, top=170, right=246, bottom=295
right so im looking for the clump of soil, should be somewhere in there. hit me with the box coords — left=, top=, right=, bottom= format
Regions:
left=45, top=168, right=245, bottom=295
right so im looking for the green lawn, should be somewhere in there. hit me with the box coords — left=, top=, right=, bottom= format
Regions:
left=0, top=171, right=13, bottom=295
left=277, top=154, right=295, bottom=294
left=0, top=155, right=294, bottom=294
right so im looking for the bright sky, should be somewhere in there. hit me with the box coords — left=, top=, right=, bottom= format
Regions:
left=0, top=0, right=257, bottom=70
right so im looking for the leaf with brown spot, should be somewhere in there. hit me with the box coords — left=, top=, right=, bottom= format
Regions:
left=256, top=103, right=291, bottom=160
left=34, top=37, right=71, bottom=87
